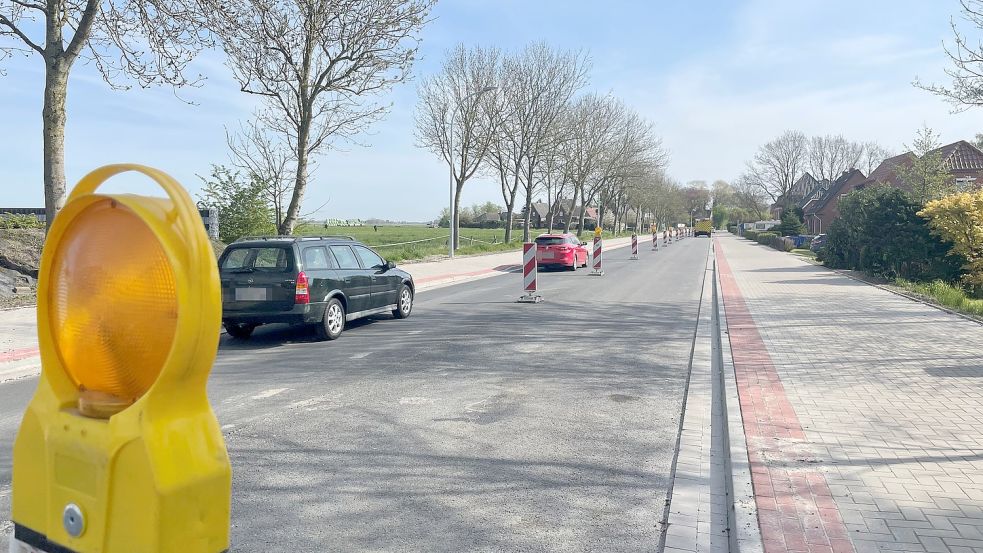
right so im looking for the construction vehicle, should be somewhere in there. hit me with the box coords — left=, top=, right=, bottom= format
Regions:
left=694, top=218, right=713, bottom=237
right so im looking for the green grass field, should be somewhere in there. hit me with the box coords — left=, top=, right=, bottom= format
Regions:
left=293, top=224, right=515, bottom=262
left=292, top=224, right=632, bottom=262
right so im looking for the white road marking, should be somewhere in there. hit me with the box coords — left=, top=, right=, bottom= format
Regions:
left=221, top=424, right=236, bottom=431
left=250, top=388, right=289, bottom=400
left=350, top=352, right=371, bottom=359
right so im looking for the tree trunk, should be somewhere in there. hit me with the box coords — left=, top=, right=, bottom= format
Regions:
left=280, top=120, right=310, bottom=235
left=522, top=190, right=533, bottom=242
left=500, top=167, right=520, bottom=243
left=502, top=185, right=517, bottom=243
left=564, top=184, right=580, bottom=234
left=453, top=178, right=465, bottom=249
left=42, top=62, right=69, bottom=231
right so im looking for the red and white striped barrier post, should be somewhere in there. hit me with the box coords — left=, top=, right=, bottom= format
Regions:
left=517, top=242, right=543, bottom=303
left=590, top=235, right=604, bottom=276
left=630, top=233, right=638, bottom=260
left=652, top=231, right=658, bottom=251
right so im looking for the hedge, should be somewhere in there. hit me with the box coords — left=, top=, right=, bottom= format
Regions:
left=755, top=231, right=777, bottom=245
left=743, top=229, right=759, bottom=241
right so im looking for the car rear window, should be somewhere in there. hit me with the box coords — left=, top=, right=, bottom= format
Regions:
left=535, top=236, right=564, bottom=246
left=220, top=247, right=293, bottom=273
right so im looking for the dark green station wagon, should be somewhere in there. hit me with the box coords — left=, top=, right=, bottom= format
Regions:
left=217, top=236, right=415, bottom=340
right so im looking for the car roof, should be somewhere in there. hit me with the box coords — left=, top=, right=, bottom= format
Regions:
left=230, top=236, right=359, bottom=248
left=536, top=233, right=570, bottom=238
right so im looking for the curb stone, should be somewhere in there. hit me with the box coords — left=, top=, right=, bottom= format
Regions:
left=713, top=245, right=763, bottom=552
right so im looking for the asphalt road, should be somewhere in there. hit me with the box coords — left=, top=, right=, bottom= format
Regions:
left=0, top=237, right=711, bottom=552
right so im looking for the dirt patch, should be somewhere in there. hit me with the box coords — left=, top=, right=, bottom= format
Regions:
left=0, top=228, right=43, bottom=302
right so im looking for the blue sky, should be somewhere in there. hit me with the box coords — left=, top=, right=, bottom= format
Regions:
left=2, top=0, right=982, bottom=220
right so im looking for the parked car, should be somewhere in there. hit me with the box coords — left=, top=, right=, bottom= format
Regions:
left=810, top=234, right=827, bottom=252
left=535, top=233, right=589, bottom=270
left=218, top=236, right=414, bottom=341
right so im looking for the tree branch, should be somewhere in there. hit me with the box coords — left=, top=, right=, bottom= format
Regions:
left=0, top=13, right=43, bottom=54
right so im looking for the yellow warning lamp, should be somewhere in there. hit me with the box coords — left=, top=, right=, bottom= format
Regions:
left=594, top=226, right=603, bottom=238
left=11, top=165, right=230, bottom=553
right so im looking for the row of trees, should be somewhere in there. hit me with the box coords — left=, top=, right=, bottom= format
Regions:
left=711, top=179, right=768, bottom=229
left=435, top=202, right=502, bottom=228
left=1, top=0, right=436, bottom=233
left=414, top=42, right=674, bottom=249
left=737, top=131, right=891, bottom=209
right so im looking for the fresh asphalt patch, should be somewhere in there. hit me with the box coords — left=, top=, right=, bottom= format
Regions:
left=0, top=239, right=712, bottom=552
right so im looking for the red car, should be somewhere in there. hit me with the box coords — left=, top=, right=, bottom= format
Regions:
left=535, top=233, right=589, bottom=271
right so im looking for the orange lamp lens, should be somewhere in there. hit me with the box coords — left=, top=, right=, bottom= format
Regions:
left=48, top=198, right=178, bottom=404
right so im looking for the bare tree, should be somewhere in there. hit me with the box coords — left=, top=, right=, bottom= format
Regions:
left=415, top=43, right=500, bottom=250
left=538, top=139, right=570, bottom=233
left=210, top=0, right=434, bottom=234
left=860, top=141, right=892, bottom=175
left=915, top=0, right=983, bottom=109
left=586, top=103, right=666, bottom=233
left=711, top=179, right=735, bottom=207
left=484, top=42, right=587, bottom=242
left=227, top=117, right=295, bottom=229
left=733, top=173, right=768, bottom=218
left=1, top=0, right=212, bottom=228
left=744, top=130, right=807, bottom=205
left=808, top=134, right=864, bottom=184
left=561, top=94, right=623, bottom=235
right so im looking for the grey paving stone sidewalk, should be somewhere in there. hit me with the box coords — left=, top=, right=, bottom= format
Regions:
left=717, top=233, right=983, bottom=553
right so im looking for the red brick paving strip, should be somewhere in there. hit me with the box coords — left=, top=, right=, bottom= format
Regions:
left=0, top=345, right=39, bottom=363
left=715, top=241, right=854, bottom=553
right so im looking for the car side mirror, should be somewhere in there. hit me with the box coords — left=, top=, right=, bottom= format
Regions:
left=385, top=260, right=396, bottom=271
left=580, top=242, right=587, bottom=246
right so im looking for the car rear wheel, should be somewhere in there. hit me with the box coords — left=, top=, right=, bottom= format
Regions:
left=392, top=284, right=413, bottom=319
left=224, top=321, right=256, bottom=339
left=569, top=255, right=577, bottom=271
left=316, top=298, right=345, bottom=341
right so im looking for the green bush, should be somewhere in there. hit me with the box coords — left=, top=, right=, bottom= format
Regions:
left=727, top=225, right=738, bottom=234
left=197, top=165, right=276, bottom=243
left=773, top=211, right=807, bottom=236
left=756, top=231, right=777, bottom=245
left=824, top=186, right=962, bottom=281
left=744, top=229, right=759, bottom=241
left=0, top=214, right=44, bottom=229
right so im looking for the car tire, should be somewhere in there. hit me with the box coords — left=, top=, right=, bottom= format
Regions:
left=582, top=254, right=588, bottom=268
left=392, top=284, right=413, bottom=319
left=316, top=298, right=345, bottom=341
left=569, top=255, right=577, bottom=271
left=224, top=321, right=256, bottom=339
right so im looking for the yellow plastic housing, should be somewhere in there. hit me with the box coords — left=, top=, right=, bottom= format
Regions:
left=11, top=165, right=231, bottom=553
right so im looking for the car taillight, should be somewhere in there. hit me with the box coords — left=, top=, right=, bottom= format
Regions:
left=295, top=271, right=310, bottom=304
